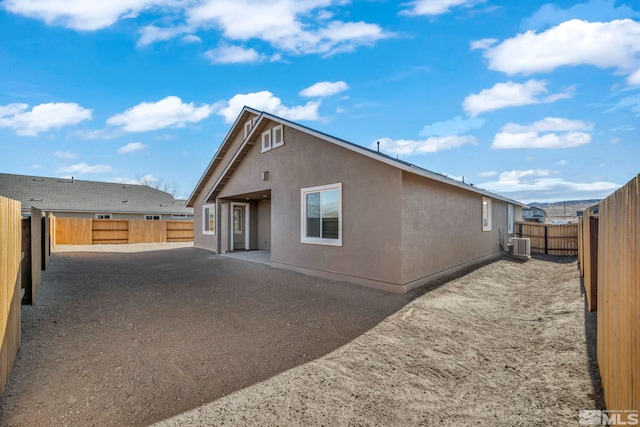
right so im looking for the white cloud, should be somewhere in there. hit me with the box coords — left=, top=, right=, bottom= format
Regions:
left=556, top=159, right=568, bottom=165
left=478, top=169, right=619, bottom=203
left=520, top=0, right=640, bottom=31
left=501, top=117, right=593, bottom=133
left=54, top=150, right=78, bottom=159
left=111, top=174, right=157, bottom=185
left=204, top=45, right=263, bottom=64
left=482, top=19, right=640, bottom=76
left=56, top=163, right=112, bottom=174
left=470, top=38, right=497, bottom=50
left=300, top=81, right=349, bottom=98
left=2, top=0, right=169, bottom=31
left=107, top=96, right=214, bottom=132
left=373, top=135, right=477, bottom=155
left=117, top=142, right=148, bottom=154
left=216, top=91, right=320, bottom=123
left=462, top=80, right=572, bottom=115
left=400, top=0, right=481, bottom=16
left=419, top=115, right=485, bottom=137
left=628, top=69, right=640, bottom=85
left=0, top=102, right=92, bottom=136
left=182, top=34, right=202, bottom=43
left=492, top=117, right=592, bottom=149
left=138, top=24, right=190, bottom=47
left=477, top=171, right=497, bottom=177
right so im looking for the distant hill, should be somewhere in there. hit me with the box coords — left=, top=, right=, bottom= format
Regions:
left=528, top=199, right=600, bottom=220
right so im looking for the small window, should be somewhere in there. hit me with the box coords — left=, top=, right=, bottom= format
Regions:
left=171, top=214, right=188, bottom=219
left=261, top=129, right=272, bottom=152
left=507, top=204, right=514, bottom=234
left=482, top=197, right=491, bottom=231
left=145, top=215, right=161, bottom=220
left=272, top=124, right=284, bottom=148
left=95, top=214, right=112, bottom=219
left=203, top=204, right=215, bottom=235
left=301, top=183, right=342, bottom=246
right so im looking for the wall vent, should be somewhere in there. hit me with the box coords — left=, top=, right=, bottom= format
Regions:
left=509, top=237, right=531, bottom=259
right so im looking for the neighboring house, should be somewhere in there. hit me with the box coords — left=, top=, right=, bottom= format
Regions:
left=187, top=107, right=524, bottom=293
left=522, top=207, right=546, bottom=223
left=0, top=173, right=193, bottom=220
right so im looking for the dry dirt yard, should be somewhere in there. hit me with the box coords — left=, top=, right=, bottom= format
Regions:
left=0, top=246, right=601, bottom=426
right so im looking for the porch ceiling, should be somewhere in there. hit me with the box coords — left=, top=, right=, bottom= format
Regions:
left=220, top=189, right=271, bottom=202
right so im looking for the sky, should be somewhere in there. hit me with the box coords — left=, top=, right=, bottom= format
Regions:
left=0, top=0, right=638, bottom=203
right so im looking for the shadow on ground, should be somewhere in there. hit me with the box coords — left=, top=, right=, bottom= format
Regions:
left=1, top=248, right=421, bottom=426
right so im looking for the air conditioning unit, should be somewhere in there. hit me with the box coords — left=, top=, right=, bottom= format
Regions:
left=509, top=237, right=531, bottom=259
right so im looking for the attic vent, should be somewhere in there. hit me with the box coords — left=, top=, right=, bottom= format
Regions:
left=244, top=120, right=253, bottom=139
left=159, top=203, right=168, bottom=207
left=122, top=200, right=129, bottom=203
left=272, top=124, right=284, bottom=148
left=123, top=185, right=132, bottom=188
left=30, top=198, right=43, bottom=201
left=32, top=178, right=44, bottom=182
left=261, top=129, right=272, bottom=153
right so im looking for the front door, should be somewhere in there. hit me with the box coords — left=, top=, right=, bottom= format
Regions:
left=233, top=205, right=246, bottom=250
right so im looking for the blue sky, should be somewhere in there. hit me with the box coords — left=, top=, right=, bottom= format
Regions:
left=0, top=0, right=638, bottom=203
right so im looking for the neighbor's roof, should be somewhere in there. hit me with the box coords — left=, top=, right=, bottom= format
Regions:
left=0, top=173, right=193, bottom=215
left=187, top=107, right=525, bottom=208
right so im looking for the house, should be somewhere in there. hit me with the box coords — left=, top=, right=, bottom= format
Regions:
left=187, top=107, right=524, bottom=293
left=0, top=173, right=193, bottom=220
left=522, top=207, right=546, bottom=223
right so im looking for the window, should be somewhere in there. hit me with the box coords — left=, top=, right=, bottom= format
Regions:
left=261, top=129, right=272, bottom=152
left=272, top=124, right=284, bottom=148
left=301, top=183, right=342, bottom=246
left=145, top=215, right=161, bottom=220
left=482, top=197, right=491, bottom=231
left=507, top=204, right=514, bottom=234
left=203, top=204, right=215, bottom=235
left=95, top=213, right=112, bottom=219
left=172, top=214, right=188, bottom=219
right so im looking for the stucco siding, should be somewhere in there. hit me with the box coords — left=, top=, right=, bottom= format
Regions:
left=400, top=171, right=507, bottom=286
left=216, top=124, right=405, bottom=286
left=258, top=200, right=271, bottom=250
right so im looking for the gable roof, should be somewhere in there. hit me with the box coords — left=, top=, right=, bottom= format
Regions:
left=0, top=173, right=193, bottom=215
left=187, top=107, right=525, bottom=208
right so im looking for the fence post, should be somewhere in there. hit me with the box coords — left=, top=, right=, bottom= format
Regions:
left=544, top=225, right=548, bottom=254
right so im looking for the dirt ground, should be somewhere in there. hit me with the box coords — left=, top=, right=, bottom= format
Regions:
left=0, top=246, right=602, bottom=426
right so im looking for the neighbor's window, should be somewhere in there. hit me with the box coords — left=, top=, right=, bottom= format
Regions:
left=482, top=197, right=492, bottom=231
left=301, top=183, right=342, bottom=246
left=171, top=214, right=188, bottom=219
left=203, top=204, right=215, bottom=235
left=507, top=204, right=514, bottom=234
left=145, top=215, right=161, bottom=220
left=95, top=213, right=112, bottom=219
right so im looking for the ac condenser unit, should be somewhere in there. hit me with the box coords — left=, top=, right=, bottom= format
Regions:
left=509, top=237, right=531, bottom=259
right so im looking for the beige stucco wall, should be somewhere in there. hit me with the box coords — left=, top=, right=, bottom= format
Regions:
left=215, top=123, right=405, bottom=287
left=400, top=171, right=511, bottom=287
left=258, top=199, right=271, bottom=251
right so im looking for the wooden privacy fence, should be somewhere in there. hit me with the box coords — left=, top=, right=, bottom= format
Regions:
left=596, top=174, right=639, bottom=413
left=54, top=218, right=194, bottom=245
left=0, top=196, right=22, bottom=396
left=578, top=210, right=598, bottom=312
left=515, top=221, right=578, bottom=255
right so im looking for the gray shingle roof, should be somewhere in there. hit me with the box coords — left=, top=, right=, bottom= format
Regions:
left=0, top=173, right=193, bottom=215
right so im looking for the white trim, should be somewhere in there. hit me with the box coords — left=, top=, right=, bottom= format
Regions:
left=230, top=202, right=250, bottom=251
left=202, top=204, right=216, bottom=235
left=95, top=213, right=112, bottom=219
left=300, top=182, right=342, bottom=247
left=482, top=197, right=492, bottom=232
left=507, top=204, right=514, bottom=234
left=261, top=129, right=272, bottom=153
left=272, top=124, right=284, bottom=148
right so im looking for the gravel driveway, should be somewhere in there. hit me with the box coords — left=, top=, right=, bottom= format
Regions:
left=0, top=247, right=411, bottom=426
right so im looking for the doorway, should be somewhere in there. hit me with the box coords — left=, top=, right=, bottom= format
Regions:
left=230, top=202, right=250, bottom=251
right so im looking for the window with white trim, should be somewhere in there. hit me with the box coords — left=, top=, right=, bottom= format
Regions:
left=482, top=197, right=492, bottom=231
left=507, top=204, right=514, bottom=234
left=203, top=204, right=215, bottom=235
left=301, top=183, right=342, bottom=246
left=261, top=129, right=272, bottom=152
left=272, top=124, right=284, bottom=148
left=145, top=215, right=161, bottom=220
left=95, top=213, right=112, bottom=219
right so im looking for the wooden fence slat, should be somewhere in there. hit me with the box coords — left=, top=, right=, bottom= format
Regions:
left=0, top=196, right=22, bottom=396
left=515, top=221, right=578, bottom=255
